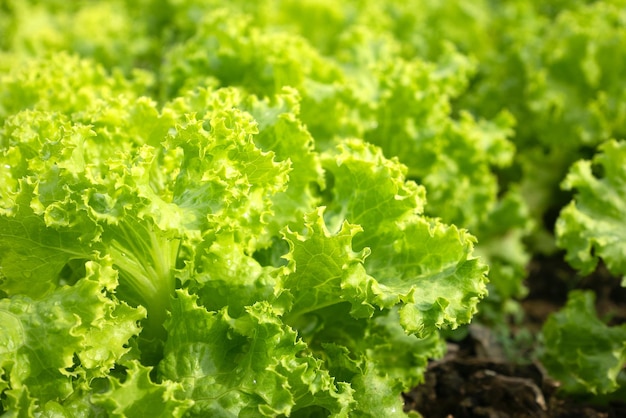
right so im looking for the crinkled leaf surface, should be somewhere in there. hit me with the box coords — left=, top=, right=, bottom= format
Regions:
left=0, top=259, right=145, bottom=413
left=91, top=360, right=192, bottom=418
left=320, top=139, right=488, bottom=336
left=557, top=140, right=626, bottom=277
left=159, top=290, right=353, bottom=417
left=540, top=290, right=626, bottom=394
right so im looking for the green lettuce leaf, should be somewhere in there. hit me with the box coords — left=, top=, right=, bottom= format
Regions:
left=540, top=290, right=626, bottom=394
left=320, top=139, right=488, bottom=336
left=0, top=52, right=149, bottom=122
left=91, top=361, right=192, bottom=418
left=557, top=140, right=626, bottom=277
left=0, top=259, right=145, bottom=413
left=159, top=289, right=354, bottom=417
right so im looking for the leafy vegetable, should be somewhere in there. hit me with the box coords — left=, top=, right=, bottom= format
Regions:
left=0, top=41, right=485, bottom=415
left=548, top=140, right=626, bottom=395
left=557, top=140, right=626, bottom=277
left=540, top=291, right=626, bottom=395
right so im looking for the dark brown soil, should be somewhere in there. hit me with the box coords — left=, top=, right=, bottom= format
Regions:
left=403, top=254, right=626, bottom=418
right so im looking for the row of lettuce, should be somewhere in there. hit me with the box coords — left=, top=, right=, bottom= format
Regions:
left=1, top=0, right=625, bottom=415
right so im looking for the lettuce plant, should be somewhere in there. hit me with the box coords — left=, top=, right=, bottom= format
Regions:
left=0, top=51, right=487, bottom=415
left=557, top=140, right=626, bottom=278
left=542, top=140, right=626, bottom=395
left=541, top=291, right=626, bottom=395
